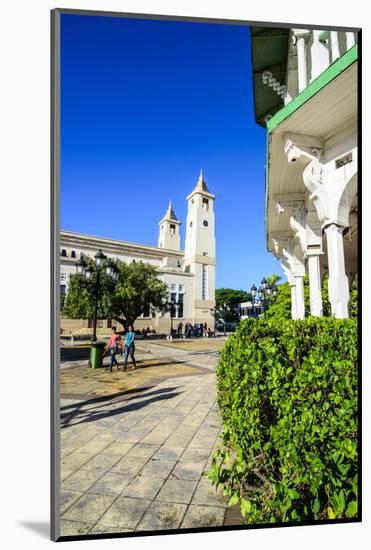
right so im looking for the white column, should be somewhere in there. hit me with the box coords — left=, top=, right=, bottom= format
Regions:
left=296, top=35, right=308, bottom=92
left=294, top=275, right=305, bottom=320
left=307, top=254, right=323, bottom=316
left=331, top=31, right=340, bottom=62
left=310, top=31, right=330, bottom=80
left=324, top=224, right=350, bottom=318
left=290, top=284, right=298, bottom=320
left=346, top=32, right=355, bottom=50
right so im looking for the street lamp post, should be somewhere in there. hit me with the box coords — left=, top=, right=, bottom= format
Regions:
left=223, top=302, right=227, bottom=336
left=170, top=298, right=176, bottom=336
left=250, top=278, right=278, bottom=319
left=251, top=284, right=257, bottom=317
left=75, top=249, right=118, bottom=342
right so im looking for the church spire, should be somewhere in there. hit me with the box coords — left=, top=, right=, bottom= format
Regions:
left=161, top=199, right=178, bottom=222
left=193, top=168, right=210, bottom=193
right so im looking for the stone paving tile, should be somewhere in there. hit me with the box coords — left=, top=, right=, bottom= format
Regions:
left=60, top=519, right=93, bottom=536
left=170, top=461, right=206, bottom=481
left=156, top=479, right=198, bottom=504
left=93, top=430, right=118, bottom=442
left=61, top=451, right=94, bottom=474
left=181, top=505, right=226, bottom=528
left=136, top=501, right=187, bottom=531
left=165, top=427, right=199, bottom=448
left=88, top=524, right=122, bottom=535
left=99, top=497, right=151, bottom=530
left=80, top=452, right=121, bottom=474
left=111, top=454, right=149, bottom=475
left=140, top=428, right=174, bottom=446
left=75, top=439, right=112, bottom=456
left=118, top=430, right=150, bottom=444
left=121, top=475, right=165, bottom=500
left=102, top=441, right=134, bottom=456
left=188, top=433, right=219, bottom=448
left=89, top=524, right=134, bottom=535
left=61, top=440, right=82, bottom=457
left=139, top=459, right=176, bottom=479
left=60, top=490, right=83, bottom=514
left=62, top=469, right=102, bottom=493
left=191, top=479, right=226, bottom=508
left=181, top=447, right=211, bottom=463
left=62, top=493, right=117, bottom=523
left=87, top=472, right=134, bottom=496
left=60, top=468, right=75, bottom=482
left=152, top=446, right=185, bottom=461
left=125, top=443, right=159, bottom=459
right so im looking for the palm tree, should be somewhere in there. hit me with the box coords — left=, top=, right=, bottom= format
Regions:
left=266, top=274, right=282, bottom=286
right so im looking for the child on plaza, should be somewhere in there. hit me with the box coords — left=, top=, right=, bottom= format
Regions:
left=122, top=325, right=136, bottom=371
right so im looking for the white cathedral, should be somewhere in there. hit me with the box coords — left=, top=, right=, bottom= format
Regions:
left=60, top=171, right=216, bottom=335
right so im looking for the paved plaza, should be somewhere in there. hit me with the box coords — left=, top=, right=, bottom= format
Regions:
left=60, top=338, right=242, bottom=536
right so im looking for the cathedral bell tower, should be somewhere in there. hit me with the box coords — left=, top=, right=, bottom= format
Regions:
left=158, top=200, right=181, bottom=251
left=184, top=170, right=216, bottom=326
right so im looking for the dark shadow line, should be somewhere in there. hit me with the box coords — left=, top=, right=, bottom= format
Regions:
left=60, top=386, right=182, bottom=425
left=60, top=384, right=156, bottom=410
left=61, top=390, right=183, bottom=428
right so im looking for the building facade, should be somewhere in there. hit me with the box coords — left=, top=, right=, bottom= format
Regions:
left=60, top=172, right=216, bottom=335
left=250, top=27, right=358, bottom=319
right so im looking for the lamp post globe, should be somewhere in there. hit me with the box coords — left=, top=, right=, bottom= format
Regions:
left=85, top=266, right=93, bottom=281
left=94, top=249, right=105, bottom=267
left=76, top=258, right=87, bottom=276
left=261, top=277, right=268, bottom=290
left=250, top=284, right=257, bottom=298
left=105, top=259, right=116, bottom=279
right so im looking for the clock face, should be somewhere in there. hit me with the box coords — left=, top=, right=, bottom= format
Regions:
left=203, top=220, right=208, bottom=227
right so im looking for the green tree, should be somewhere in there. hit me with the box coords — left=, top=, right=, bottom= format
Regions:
left=266, top=273, right=282, bottom=286
left=63, top=260, right=168, bottom=329
left=215, top=288, right=251, bottom=322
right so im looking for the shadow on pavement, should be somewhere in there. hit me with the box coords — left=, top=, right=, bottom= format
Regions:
left=60, top=384, right=156, bottom=410
left=61, top=347, right=90, bottom=362
left=61, top=386, right=182, bottom=428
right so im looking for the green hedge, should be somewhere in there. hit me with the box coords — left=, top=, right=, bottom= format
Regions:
left=209, top=317, right=358, bottom=523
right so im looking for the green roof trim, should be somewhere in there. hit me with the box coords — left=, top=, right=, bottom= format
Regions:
left=250, top=27, right=290, bottom=127
left=267, top=44, right=358, bottom=132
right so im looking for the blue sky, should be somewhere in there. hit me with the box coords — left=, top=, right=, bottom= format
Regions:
left=61, top=14, right=284, bottom=290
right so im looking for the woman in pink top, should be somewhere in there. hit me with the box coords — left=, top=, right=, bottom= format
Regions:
left=106, top=326, right=122, bottom=372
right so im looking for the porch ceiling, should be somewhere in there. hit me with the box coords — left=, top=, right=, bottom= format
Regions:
left=266, top=62, right=357, bottom=251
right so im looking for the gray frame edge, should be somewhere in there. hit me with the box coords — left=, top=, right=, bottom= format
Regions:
left=51, top=8, right=61, bottom=543
left=53, top=8, right=361, bottom=32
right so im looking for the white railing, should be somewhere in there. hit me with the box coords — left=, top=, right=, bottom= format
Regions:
left=283, top=30, right=357, bottom=104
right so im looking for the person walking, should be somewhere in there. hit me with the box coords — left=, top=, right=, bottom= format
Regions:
left=123, top=325, right=136, bottom=371
left=106, top=326, right=122, bottom=372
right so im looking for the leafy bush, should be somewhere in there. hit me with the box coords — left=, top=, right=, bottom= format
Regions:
left=265, top=275, right=357, bottom=320
left=209, top=317, right=358, bottom=523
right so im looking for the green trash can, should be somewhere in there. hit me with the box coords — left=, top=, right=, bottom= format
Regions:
left=89, top=341, right=106, bottom=369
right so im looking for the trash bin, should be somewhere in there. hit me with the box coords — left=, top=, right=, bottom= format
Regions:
left=89, top=341, right=106, bottom=369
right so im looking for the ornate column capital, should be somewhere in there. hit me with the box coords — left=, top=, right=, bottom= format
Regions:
left=274, top=193, right=305, bottom=215
left=292, top=29, right=311, bottom=44
left=283, top=133, right=324, bottom=166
